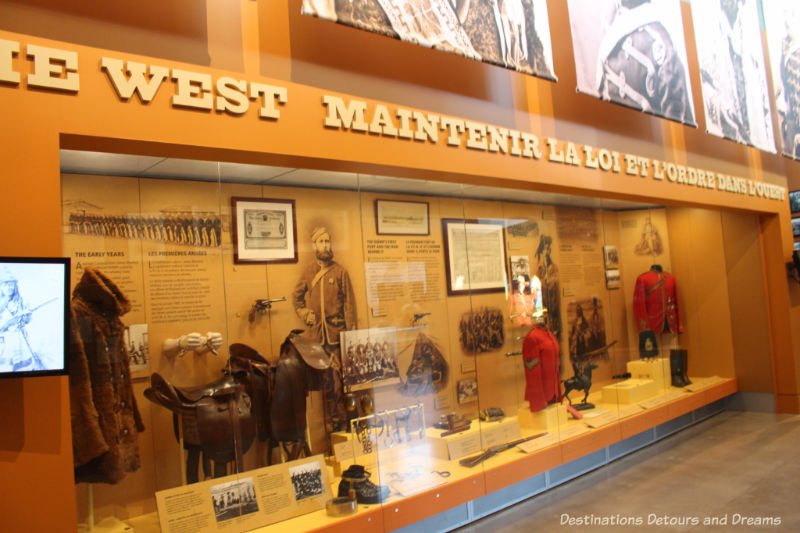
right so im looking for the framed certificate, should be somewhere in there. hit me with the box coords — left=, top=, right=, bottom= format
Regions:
left=231, top=197, right=298, bottom=264
left=442, top=218, right=507, bottom=296
left=375, top=199, right=430, bottom=235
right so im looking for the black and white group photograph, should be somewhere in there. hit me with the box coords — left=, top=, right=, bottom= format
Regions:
left=567, top=0, right=696, bottom=125
left=210, top=478, right=259, bottom=523
left=289, top=463, right=325, bottom=502
left=762, top=0, right=800, bottom=159
left=691, top=0, right=775, bottom=153
left=340, top=327, right=400, bottom=390
left=302, top=0, right=556, bottom=79
left=65, top=204, right=223, bottom=248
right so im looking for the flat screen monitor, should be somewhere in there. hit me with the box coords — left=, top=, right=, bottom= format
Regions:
left=0, top=257, right=70, bottom=378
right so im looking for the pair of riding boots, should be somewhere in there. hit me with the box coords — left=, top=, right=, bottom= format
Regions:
left=337, top=464, right=389, bottom=504
left=669, top=349, right=692, bottom=388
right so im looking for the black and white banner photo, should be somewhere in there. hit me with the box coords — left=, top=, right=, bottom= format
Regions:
left=762, top=0, right=800, bottom=160
left=691, top=0, right=775, bottom=153
left=567, top=0, right=696, bottom=126
left=301, top=0, right=557, bottom=81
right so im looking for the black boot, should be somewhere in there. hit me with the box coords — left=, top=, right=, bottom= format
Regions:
left=338, top=465, right=389, bottom=504
left=670, top=349, right=688, bottom=387
left=680, top=349, right=692, bottom=386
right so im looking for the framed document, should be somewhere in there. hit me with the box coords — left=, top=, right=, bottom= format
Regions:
left=442, top=218, right=507, bottom=296
left=231, top=197, right=297, bottom=264
left=375, top=199, right=430, bottom=235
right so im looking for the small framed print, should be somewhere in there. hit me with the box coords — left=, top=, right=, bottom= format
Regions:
left=792, top=217, right=800, bottom=238
left=231, top=197, right=297, bottom=264
left=603, top=245, right=619, bottom=268
left=375, top=199, right=430, bottom=235
left=442, top=218, right=507, bottom=296
left=457, top=377, right=478, bottom=405
left=605, top=269, right=621, bottom=290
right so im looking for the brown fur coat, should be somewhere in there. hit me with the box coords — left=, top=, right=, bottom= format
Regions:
left=69, top=267, right=144, bottom=484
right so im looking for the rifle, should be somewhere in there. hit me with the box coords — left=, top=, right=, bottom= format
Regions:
left=0, top=297, right=57, bottom=334
left=458, top=432, right=548, bottom=468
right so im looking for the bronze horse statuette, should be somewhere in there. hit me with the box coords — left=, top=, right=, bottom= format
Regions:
left=562, top=361, right=598, bottom=411
left=145, top=329, right=328, bottom=484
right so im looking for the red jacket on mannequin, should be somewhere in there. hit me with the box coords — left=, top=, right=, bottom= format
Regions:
left=522, top=324, right=562, bottom=412
left=633, top=265, right=683, bottom=334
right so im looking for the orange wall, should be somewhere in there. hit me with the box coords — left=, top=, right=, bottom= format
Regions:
left=1, top=1, right=800, bottom=531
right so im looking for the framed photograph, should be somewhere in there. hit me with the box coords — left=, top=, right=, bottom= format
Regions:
left=791, top=191, right=800, bottom=215
left=603, top=245, right=619, bottom=269
left=792, top=217, right=800, bottom=238
left=124, top=323, right=150, bottom=378
left=340, top=327, right=400, bottom=391
left=442, top=218, right=507, bottom=296
left=605, top=269, right=621, bottom=290
left=231, top=197, right=297, bottom=264
left=457, top=377, right=478, bottom=405
left=375, top=199, right=429, bottom=235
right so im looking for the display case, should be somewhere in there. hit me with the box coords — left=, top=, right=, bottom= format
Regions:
left=62, top=161, right=743, bottom=533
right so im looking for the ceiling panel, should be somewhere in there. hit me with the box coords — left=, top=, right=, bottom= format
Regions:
left=59, top=150, right=657, bottom=210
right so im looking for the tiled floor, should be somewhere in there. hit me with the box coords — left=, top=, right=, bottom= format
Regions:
left=455, top=411, right=800, bottom=532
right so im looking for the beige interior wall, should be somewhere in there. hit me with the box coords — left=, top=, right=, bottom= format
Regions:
left=599, top=210, right=631, bottom=378
left=666, top=207, right=736, bottom=379
left=721, top=211, right=774, bottom=392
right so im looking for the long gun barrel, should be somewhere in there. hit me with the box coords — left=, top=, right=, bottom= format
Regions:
left=458, top=432, right=548, bottom=468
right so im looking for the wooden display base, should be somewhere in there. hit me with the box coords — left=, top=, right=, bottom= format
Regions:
left=627, top=357, right=671, bottom=391
left=517, top=403, right=568, bottom=431
left=426, top=417, right=521, bottom=460
left=602, top=378, right=657, bottom=404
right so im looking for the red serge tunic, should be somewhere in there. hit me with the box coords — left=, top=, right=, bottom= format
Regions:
left=522, top=324, right=562, bottom=412
left=633, top=268, right=683, bottom=334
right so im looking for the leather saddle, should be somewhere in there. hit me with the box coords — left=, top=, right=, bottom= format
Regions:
left=145, top=371, right=255, bottom=483
left=268, top=330, right=329, bottom=460
left=229, top=343, right=272, bottom=442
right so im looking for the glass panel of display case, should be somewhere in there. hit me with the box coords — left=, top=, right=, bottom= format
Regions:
left=61, top=156, right=749, bottom=532
left=62, top=171, right=236, bottom=530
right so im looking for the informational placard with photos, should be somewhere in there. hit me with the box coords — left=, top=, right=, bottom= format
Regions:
left=154, top=455, right=331, bottom=533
